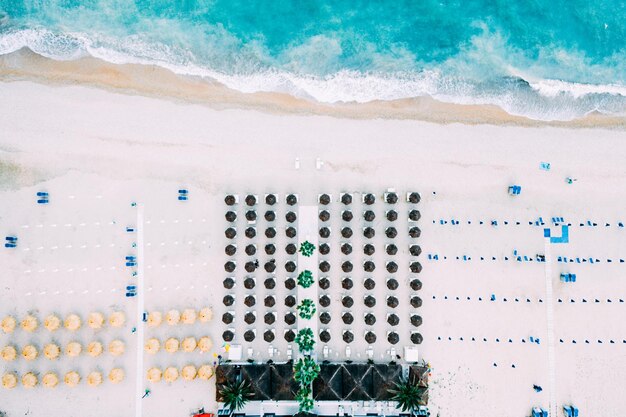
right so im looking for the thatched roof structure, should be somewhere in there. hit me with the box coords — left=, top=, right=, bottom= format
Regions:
left=342, top=278, right=353, bottom=290
left=319, top=295, right=331, bottom=308
left=363, top=193, right=375, bottom=205
left=409, top=226, right=421, bottom=238
left=319, top=312, right=331, bottom=325
left=285, top=261, right=296, bottom=273
left=245, top=194, right=257, bottom=206
left=265, top=194, right=277, bottom=205
left=341, top=194, right=352, bottom=205
left=363, top=210, right=375, bottom=221
left=319, top=277, right=330, bottom=290
left=286, top=243, right=297, bottom=254
left=225, top=211, right=236, bottom=222
left=244, top=312, right=256, bottom=324
left=244, top=277, right=255, bottom=289
left=264, top=210, right=276, bottom=221
left=411, top=296, right=423, bottom=308
left=284, top=295, right=296, bottom=307
left=285, top=278, right=296, bottom=290
left=223, top=295, right=234, bottom=306
left=410, top=278, right=423, bottom=291
left=342, top=313, right=354, bottom=325
left=285, top=227, right=297, bottom=238
left=363, top=244, right=375, bottom=256
left=408, top=192, right=421, bottom=203
left=319, top=210, right=330, bottom=222
left=364, top=313, right=376, bottom=326
left=342, top=211, right=353, bottom=221
left=246, top=210, right=257, bottom=221
left=286, top=211, right=297, bottom=223
left=265, top=243, right=276, bottom=255
left=244, top=295, right=256, bottom=307
left=386, top=210, right=398, bottom=221
left=319, top=243, right=330, bottom=255
left=319, top=227, right=330, bottom=238
left=364, top=278, right=376, bottom=290
left=264, top=296, right=275, bottom=308
left=224, top=261, right=235, bottom=272
left=342, top=296, right=354, bottom=308
left=224, top=195, right=236, bottom=205
left=364, top=295, right=376, bottom=308
left=341, top=227, right=353, bottom=238
left=284, top=313, right=296, bottom=325
left=385, top=193, right=398, bottom=204
left=319, top=194, right=330, bottom=205
left=265, top=227, right=276, bottom=238
left=385, top=227, right=397, bottom=238
left=286, top=194, right=297, bottom=206
left=387, top=278, right=399, bottom=290
left=387, top=314, right=399, bottom=326
left=264, top=278, right=275, bottom=289
left=222, top=278, right=234, bottom=289
left=245, top=227, right=256, bottom=238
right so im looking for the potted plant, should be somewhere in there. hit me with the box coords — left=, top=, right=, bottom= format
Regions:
left=297, top=270, right=315, bottom=288
left=297, top=299, right=316, bottom=320
left=299, top=241, right=316, bottom=257
left=294, top=328, right=316, bottom=352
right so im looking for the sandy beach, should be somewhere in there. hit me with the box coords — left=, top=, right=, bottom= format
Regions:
left=1, top=79, right=625, bottom=417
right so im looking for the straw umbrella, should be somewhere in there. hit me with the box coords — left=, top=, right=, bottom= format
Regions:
left=22, top=344, right=38, bottom=361
left=108, top=340, right=125, bottom=356
left=409, top=226, right=421, bottom=238
left=42, top=372, right=59, bottom=388
left=342, top=296, right=354, bottom=308
left=319, top=227, right=330, bottom=239
left=264, top=260, right=276, bottom=273
left=388, top=332, right=400, bottom=345
left=223, top=278, right=235, bottom=290
left=363, top=193, right=375, bottom=205
left=199, top=307, right=213, bottom=323
left=64, top=371, right=80, bottom=387
left=284, top=329, right=295, bottom=342
left=411, top=296, right=423, bottom=308
left=109, top=368, right=124, bottom=384
left=147, top=311, right=162, bottom=327
left=286, top=243, right=297, bottom=254
left=44, top=314, right=61, bottom=332
left=341, top=194, right=352, bottom=205
left=342, top=261, right=353, bottom=273
left=166, top=309, right=181, bottom=326
left=265, top=194, right=277, bottom=205
left=244, top=330, right=255, bottom=342
left=343, top=331, right=354, bottom=343
left=365, top=331, right=377, bottom=344
left=245, top=194, right=256, bottom=206
left=286, top=194, right=297, bottom=206
left=109, top=312, right=126, bottom=328
left=264, top=278, right=276, bottom=289
left=164, top=367, right=178, bottom=383
left=410, top=245, right=422, bottom=257
left=225, top=261, right=236, bottom=272
left=87, top=341, right=103, bottom=357
left=363, top=244, right=375, bottom=256
left=44, top=343, right=60, bottom=360
left=147, top=367, right=162, bottom=383
left=182, top=337, right=197, bottom=353
left=410, top=262, right=423, bottom=273
left=342, top=210, right=353, bottom=222
left=22, top=372, right=37, bottom=388
left=264, top=296, right=275, bottom=308
left=319, top=210, right=330, bottom=222
left=411, top=333, right=423, bottom=344
left=284, top=312, right=296, bottom=325
left=364, top=278, right=376, bottom=290
left=409, top=209, right=421, bottom=221
left=364, top=313, right=376, bottom=326
left=386, top=193, right=398, bottom=204
left=88, top=312, right=105, bottom=329
left=165, top=338, right=179, bottom=353
left=225, top=244, right=236, bottom=256
left=225, top=211, right=236, bottom=222
left=364, top=261, right=376, bottom=272
left=364, top=295, right=376, bottom=308
left=410, top=279, right=423, bottom=291
left=387, top=314, right=400, bottom=326
left=224, top=195, right=236, bottom=205
left=363, top=210, right=375, bottom=222
left=320, top=312, right=331, bottom=325
left=198, top=336, right=213, bottom=353
left=244, top=277, right=255, bottom=289
left=145, top=338, right=160, bottom=354
left=223, top=295, right=234, bottom=306
left=285, top=279, right=296, bottom=290
left=342, top=313, right=354, bottom=325
left=21, top=315, right=38, bottom=332
left=222, top=331, right=234, bottom=342
left=411, top=315, right=423, bottom=327
left=181, top=309, right=197, bottom=325
left=387, top=296, right=399, bottom=309
left=265, top=211, right=276, bottom=222
left=386, top=210, right=398, bottom=222
left=319, top=277, right=330, bottom=290
left=2, top=372, right=17, bottom=389
left=245, top=227, right=256, bottom=239
left=341, top=278, right=353, bottom=290
left=408, top=192, right=421, bottom=203
left=341, top=227, right=353, bottom=239
left=197, top=365, right=214, bottom=381
left=246, top=210, right=257, bottom=222
left=1, top=316, right=16, bottom=334
left=319, top=194, right=330, bottom=205
left=285, top=261, right=296, bottom=273
left=319, top=330, right=331, bottom=343
left=224, top=227, right=236, bottom=239
left=319, top=261, right=330, bottom=273
left=1, top=345, right=16, bottom=362
left=244, top=312, right=256, bottom=325
left=182, top=365, right=197, bottom=381
left=387, top=278, right=399, bottom=290
left=222, top=312, right=233, bottom=325
left=87, top=371, right=102, bottom=387
left=64, top=313, right=82, bottom=331
left=244, top=295, right=256, bottom=307
left=66, top=341, right=82, bottom=357
left=363, top=227, right=375, bottom=239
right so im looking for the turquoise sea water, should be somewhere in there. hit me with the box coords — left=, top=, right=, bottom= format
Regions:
left=0, top=0, right=625, bottom=120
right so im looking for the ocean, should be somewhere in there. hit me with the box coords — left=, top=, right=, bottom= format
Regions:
left=0, top=0, right=625, bottom=121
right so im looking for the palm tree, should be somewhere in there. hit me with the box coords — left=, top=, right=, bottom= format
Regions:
left=219, top=377, right=254, bottom=413
left=388, top=377, right=427, bottom=414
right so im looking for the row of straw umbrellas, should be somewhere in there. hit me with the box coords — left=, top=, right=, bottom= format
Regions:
left=146, top=307, right=213, bottom=327
left=2, top=369, right=125, bottom=389
left=1, top=340, right=125, bottom=361
left=1, top=312, right=126, bottom=333
left=146, top=364, right=214, bottom=383
left=144, top=336, right=212, bottom=354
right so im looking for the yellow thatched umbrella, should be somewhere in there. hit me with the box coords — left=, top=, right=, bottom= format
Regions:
left=44, top=314, right=61, bottom=332
left=2, top=372, right=18, bottom=389
left=44, top=343, right=61, bottom=360
left=1, top=345, right=17, bottom=362
left=197, top=365, right=214, bottom=381
left=21, top=315, right=38, bottom=332
left=181, top=365, right=197, bottom=381
left=199, top=307, right=213, bottom=323
left=22, top=372, right=38, bottom=388
left=64, top=371, right=80, bottom=387
left=147, top=367, right=162, bottom=383
left=164, top=337, right=179, bottom=353
left=108, top=340, right=125, bottom=356
left=1, top=316, right=16, bottom=334
left=181, top=309, right=197, bottom=324
left=147, top=311, right=162, bottom=327
left=64, top=313, right=81, bottom=331
left=87, top=341, right=103, bottom=357
left=165, top=309, right=180, bottom=326
left=163, top=367, right=178, bottom=383
left=108, top=312, right=125, bottom=328
left=109, top=368, right=124, bottom=384
left=182, top=337, right=197, bottom=353
left=66, top=341, right=82, bottom=357
left=145, top=338, right=160, bottom=354
left=87, top=312, right=105, bottom=329
left=42, top=372, right=59, bottom=388
left=87, top=371, right=102, bottom=387
left=198, top=336, right=213, bottom=353
left=22, top=344, right=38, bottom=361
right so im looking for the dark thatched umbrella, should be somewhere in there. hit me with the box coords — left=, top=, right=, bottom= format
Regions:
left=364, top=261, right=376, bottom=272
left=245, top=244, right=256, bottom=256
left=409, top=209, right=421, bottom=221
left=265, top=210, right=276, bottom=222
left=364, top=295, right=376, bottom=308
left=285, top=329, right=295, bottom=342
left=387, top=278, right=399, bottom=290
left=410, top=245, right=422, bottom=257
left=285, top=295, right=296, bottom=307
left=244, top=330, right=255, bottom=342
left=320, top=312, right=331, bottom=325
left=285, top=313, right=296, bottom=325
left=411, top=315, right=423, bottom=327
left=388, top=332, right=399, bottom=345
left=264, top=330, right=275, bottom=342
left=264, top=260, right=276, bottom=273
left=265, top=227, right=276, bottom=238
left=285, top=227, right=297, bottom=238
left=364, top=210, right=376, bottom=222
left=223, top=295, right=234, bottom=306
left=342, top=312, right=354, bottom=325
left=341, top=194, right=352, bottom=205
left=319, top=277, right=330, bottom=290
left=245, top=194, right=256, bottom=206
left=386, top=210, right=398, bottom=222
left=387, top=314, right=399, bottom=326
left=244, top=277, right=255, bottom=289
left=222, top=312, right=234, bottom=324
left=341, top=243, right=352, bottom=255
left=410, top=279, right=423, bottom=291
left=363, top=193, right=375, bottom=205
left=264, top=296, right=276, bottom=308
left=411, top=296, right=423, bottom=308
left=319, top=243, right=330, bottom=255
left=265, top=244, right=276, bottom=255
left=319, top=261, right=330, bottom=273
left=342, top=296, right=354, bottom=308
left=245, top=227, right=256, bottom=239
left=285, top=279, right=296, bottom=290
left=386, top=244, right=398, bottom=255
left=342, top=211, right=353, bottom=222
left=286, top=211, right=297, bottom=223
left=225, top=244, right=236, bottom=256
left=409, top=226, right=421, bottom=238
left=285, top=243, right=297, bottom=255
left=386, top=227, right=398, bottom=239
left=244, top=295, right=256, bottom=307
left=224, top=195, right=236, bottom=206
left=342, top=278, right=353, bottom=290
left=319, top=194, right=330, bottom=205
left=246, top=210, right=257, bottom=222
left=342, top=261, right=353, bottom=273
left=410, top=262, right=423, bottom=273
left=285, top=261, right=296, bottom=273
left=223, top=278, right=235, bottom=290
left=408, top=192, right=421, bottom=204
left=364, top=313, right=376, bottom=326
left=341, top=227, right=353, bottom=239
left=320, top=330, right=331, bottom=343
left=386, top=193, right=398, bottom=204
left=319, top=227, right=330, bottom=238
left=245, top=261, right=257, bottom=273
left=387, top=296, right=399, bottom=308
left=225, top=211, right=236, bottom=222
left=264, top=278, right=276, bottom=289
left=363, top=227, right=375, bottom=239
left=265, top=194, right=277, bottom=205
left=343, top=331, right=354, bottom=343
left=386, top=261, right=398, bottom=273
left=244, top=313, right=256, bottom=325
left=222, top=330, right=234, bottom=342
left=286, top=194, right=298, bottom=206
left=411, top=333, right=423, bottom=344
left=364, top=278, right=376, bottom=290
left=363, top=244, right=375, bottom=256
left=319, top=295, right=331, bottom=308
left=365, top=331, right=377, bottom=344
left=225, top=227, right=236, bottom=239
left=224, top=261, right=236, bottom=273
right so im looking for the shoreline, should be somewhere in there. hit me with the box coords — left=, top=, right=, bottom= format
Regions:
left=1, top=48, right=624, bottom=129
